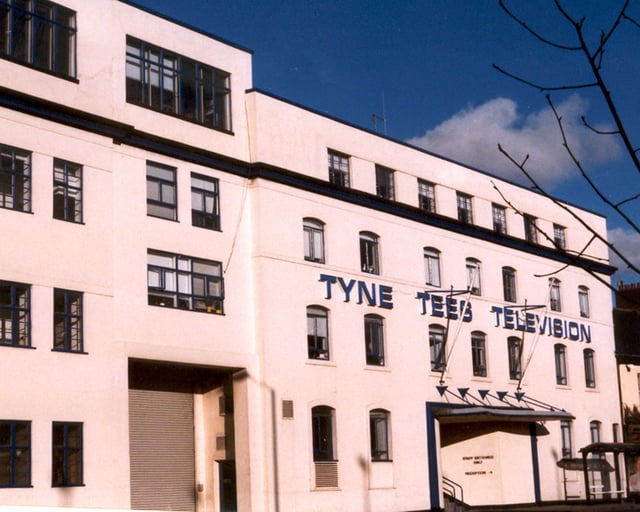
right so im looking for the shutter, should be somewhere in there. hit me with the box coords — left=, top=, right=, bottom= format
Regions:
left=129, top=389, right=195, bottom=511
left=315, top=461, right=339, bottom=488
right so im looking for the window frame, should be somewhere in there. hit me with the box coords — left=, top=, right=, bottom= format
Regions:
left=553, top=224, right=566, bottom=249
left=328, top=150, right=350, bottom=188
left=471, top=331, right=487, bottom=377
left=524, top=214, right=538, bottom=243
left=359, top=231, right=380, bottom=275
left=307, top=306, right=329, bottom=360
left=456, top=192, right=473, bottom=224
left=191, top=172, right=220, bottom=230
left=423, top=247, right=441, bottom=287
left=52, top=421, right=83, bottom=487
left=369, top=409, right=391, bottom=462
left=303, top=218, right=325, bottom=263
left=578, top=285, right=590, bottom=318
left=0, top=143, right=31, bottom=213
left=555, top=343, right=567, bottom=386
left=508, top=336, right=523, bottom=381
left=375, top=165, right=395, bottom=200
left=147, top=249, right=225, bottom=314
left=53, top=289, right=83, bottom=353
left=502, top=266, right=517, bottom=303
left=311, top=406, right=336, bottom=462
left=0, top=420, right=30, bottom=487
left=429, top=324, right=446, bottom=372
left=146, top=161, right=177, bottom=220
left=53, top=158, right=82, bottom=223
left=549, top=278, right=562, bottom=312
left=0, top=281, right=30, bottom=347
left=560, top=420, right=572, bottom=458
left=584, top=348, right=596, bottom=388
left=418, top=179, right=436, bottom=213
left=492, top=203, right=507, bottom=234
left=364, top=314, right=385, bottom=366
left=466, top=258, right=482, bottom=296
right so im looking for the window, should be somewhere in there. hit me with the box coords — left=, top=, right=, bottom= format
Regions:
left=466, top=258, right=481, bottom=295
left=191, top=173, right=219, bottom=230
left=429, top=324, right=446, bottom=372
left=328, top=150, right=350, bottom=187
left=52, top=422, right=82, bottom=486
left=508, top=336, right=522, bottom=380
left=126, top=37, right=231, bottom=131
left=423, top=247, right=441, bottom=287
left=584, top=348, right=596, bottom=388
left=53, top=289, right=82, bottom=352
left=375, top=165, right=394, bottom=200
left=53, top=158, right=82, bottom=222
left=590, top=420, right=601, bottom=444
left=554, top=224, right=566, bottom=249
left=370, top=409, right=391, bottom=461
left=418, top=179, right=436, bottom=213
left=578, top=286, right=590, bottom=318
left=471, top=331, right=487, bottom=377
left=360, top=231, right=379, bottom=274
left=524, top=214, right=538, bottom=243
left=303, top=218, right=325, bottom=263
left=560, top=420, right=572, bottom=458
left=555, top=344, right=567, bottom=385
left=311, top=406, right=335, bottom=461
left=0, top=420, right=30, bottom=487
left=364, top=314, right=385, bottom=366
left=0, top=0, right=76, bottom=78
left=0, top=144, right=31, bottom=212
left=307, top=306, right=329, bottom=360
left=456, top=192, right=473, bottom=224
left=549, top=278, right=562, bottom=312
left=146, top=161, right=177, bottom=220
left=147, top=250, right=224, bottom=314
left=492, top=204, right=507, bottom=234
left=0, top=281, right=30, bottom=347
left=502, top=267, right=517, bottom=303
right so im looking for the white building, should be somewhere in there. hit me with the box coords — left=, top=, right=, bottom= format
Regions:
left=0, top=1, right=621, bottom=511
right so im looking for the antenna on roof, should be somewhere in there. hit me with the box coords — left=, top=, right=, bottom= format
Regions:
left=372, top=93, right=387, bottom=135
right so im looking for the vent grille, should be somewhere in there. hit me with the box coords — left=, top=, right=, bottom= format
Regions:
left=315, top=461, right=338, bottom=488
left=282, top=400, right=294, bottom=419
left=216, top=436, right=226, bottom=451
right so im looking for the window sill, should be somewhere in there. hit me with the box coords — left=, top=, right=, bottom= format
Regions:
left=0, top=343, right=35, bottom=350
left=306, top=359, right=335, bottom=367
left=364, top=365, right=391, bottom=373
left=51, top=348, right=88, bottom=355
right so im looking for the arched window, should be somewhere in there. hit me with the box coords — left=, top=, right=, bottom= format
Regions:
left=502, top=267, right=517, bottom=303
left=549, top=278, right=562, bottom=312
left=560, top=420, right=572, bottom=458
left=584, top=348, right=596, bottom=388
left=311, top=406, right=335, bottom=461
left=307, top=306, right=329, bottom=360
left=471, top=331, right=487, bottom=377
left=364, top=314, right=385, bottom=366
left=369, top=409, right=391, bottom=461
left=555, top=344, right=567, bottom=385
left=429, top=324, right=446, bottom=372
left=424, top=247, right=441, bottom=287
left=360, top=231, right=380, bottom=274
left=578, top=286, right=590, bottom=318
left=303, top=218, right=325, bottom=263
left=466, top=258, right=481, bottom=295
left=508, top=336, right=522, bottom=381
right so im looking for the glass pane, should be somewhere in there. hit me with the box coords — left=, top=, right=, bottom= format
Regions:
left=193, top=260, right=220, bottom=276
left=147, top=252, right=173, bottom=268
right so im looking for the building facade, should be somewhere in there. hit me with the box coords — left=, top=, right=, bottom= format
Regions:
left=0, top=1, right=621, bottom=511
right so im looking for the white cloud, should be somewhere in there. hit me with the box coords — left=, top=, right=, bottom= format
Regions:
left=407, top=95, right=620, bottom=187
left=608, top=227, right=640, bottom=285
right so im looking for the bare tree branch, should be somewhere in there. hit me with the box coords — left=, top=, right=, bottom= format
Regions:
left=493, top=64, right=597, bottom=92
left=581, top=116, right=619, bottom=135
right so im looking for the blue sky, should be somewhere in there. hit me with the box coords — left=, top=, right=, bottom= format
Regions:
left=131, top=0, right=640, bottom=284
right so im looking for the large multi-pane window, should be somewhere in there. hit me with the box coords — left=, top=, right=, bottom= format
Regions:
left=52, top=422, right=82, bottom=486
left=560, top=420, right=572, bottom=458
left=146, top=161, right=177, bottom=220
left=584, top=348, right=596, bottom=388
left=311, top=406, right=335, bottom=461
left=429, top=324, right=446, bottom=372
left=553, top=224, right=566, bottom=249
left=327, top=150, right=350, bottom=187
left=0, top=420, right=30, bottom=487
left=0, top=281, right=30, bottom=347
left=126, top=36, right=231, bottom=131
left=0, top=0, right=76, bottom=78
left=191, top=173, right=219, bottom=230
left=549, top=278, right=562, bottom=312
left=555, top=344, right=567, bottom=385
left=418, top=179, right=436, bottom=213
left=360, top=231, right=379, bottom=274
left=370, top=409, right=391, bottom=461
left=456, top=192, right=473, bottom=224
left=0, top=144, right=31, bottom=212
left=578, top=286, right=590, bottom=318
left=53, top=289, right=82, bottom=352
left=524, top=214, right=538, bottom=243
left=492, top=204, right=507, bottom=234
left=364, top=314, right=385, bottom=366
left=375, top=165, right=394, bottom=200
left=307, top=306, right=329, bottom=360
left=471, top=331, right=487, bottom=377
left=147, top=250, right=224, bottom=314
left=53, top=158, right=82, bottom=223
left=502, top=267, right=517, bottom=303
left=508, top=336, right=522, bottom=381
left=303, top=218, right=325, bottom=263
left=424, top=247, right=441, bottom=287
left=466, top=258, right=481, bottom=295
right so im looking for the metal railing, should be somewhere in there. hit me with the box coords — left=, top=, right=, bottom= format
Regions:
left=443, top=475, right=465, bottom=512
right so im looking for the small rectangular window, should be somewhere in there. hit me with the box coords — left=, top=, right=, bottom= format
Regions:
left=52, top=422, right=82, bottom=486
left=456, top=192, right=473, bottom=224
left=584, top=349, right=596, bottom=388
left=53, top=289, right=83, bottom=353
left=370, top=410, right=390, bottom=461
left=375, top=165, right=394, bottom=200
left=364, top=315, right=385, bottom=366
left=424, top=248, right=441, bottom=287
left=555, top=344, right=567, bottom=386
left=508, top=337, right=522, bottom=381
left=560, top=420, right=572, bottom=458
left=429, top=325, right=445, bottom=372
left=191, top=173, right=219, bottom=230
left=307, top=306, right=329, bottom=360
left=578, top=286, right=590, bottom=318
left=0, top=420, right=30, bottom=487
left=524, top=214, right=538, bottom=243
left=471, top=332, right=487, bottom=377
left=0, top=144, right=31, bottom=212
left=553, top=224, right=566, bottom=249
left=549, top=279, right=562, bottom=312
left=418, top=179, right=436, bottom=213
left=502, top=267, right=517, bottom=303
left=328, top=150, right=350, bottom=187
left=0, top=281, right=30, bottom=347
left=492, top=204, right=507, bottom=234
left=303, top=218, right=325, bottom=263
left=146, top=161, right=177, bottom=220
left=53, top=159, right=82, bottom=223
left=360, top=232, right=380, bottom=274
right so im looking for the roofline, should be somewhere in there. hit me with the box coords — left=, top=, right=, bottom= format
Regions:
left=118, top=0, right=253, bottom=55
left=246, top=88, right=607, bottom=219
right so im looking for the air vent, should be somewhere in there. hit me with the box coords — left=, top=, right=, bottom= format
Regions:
left=282, top=400, right=294, bottom=419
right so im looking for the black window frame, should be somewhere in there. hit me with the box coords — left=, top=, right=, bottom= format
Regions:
left=584, top=348, right=596, bottom=388
left=0, top=420, right=30, bottom=487
left=418, top=179, right=436, bottom=213
left=307, top=305, right=329, bottom=360
left=560, top=420, right=572, bottom=458
left=553, top=224, right=566, bottom=249
left=423, top=247, right=441, bottom=287
left=0, top=281, right=30, bottom=347
left=303, top=218, right=325, bottom=263
left=328, top=150, right=350, bottom=188
left=466, top=258, right=481, bottom=296
left=146, top=161, right=177, bottom=220
left=364, top=314, right=385, bottom=366
left=126, top=36, right=231, bottom=132
left=359, top=231, right=380, bottom=274
left=471, top=331, right=487, bottom=377
left=52, top=421, right=83, bottom=487
left=555, top=343, right=567, bottom=386
left=53, top=288, right=83, bottom=353
left=492, top=203, right=507, bottom=234
left=502, top=266, right=517, bottom=303
left=147, top=249, right=224, bottom=314
left=429, top=324, right=446, bottom=372
left=53, top=158, right=82, bottom=223
left=0, top=0, right=76, bottom=79
left=578, top=285, right=590, bottom=318
left=375, top=165, right=394, bottom=200
left=369, top=409, right=391, bottom=462
left=0, top=143, right=31, bottom=212
left=311, top=406, right=335, bottom=462
left=456, top=192, right=473, bottom=224
left=549, top=278, right=562, bottom=312
left=524, top=214, right=538, bottom=243
left=508, top=336, right=523, bottom=381
left=191, top=172, right=220, bottom=230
